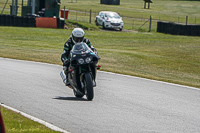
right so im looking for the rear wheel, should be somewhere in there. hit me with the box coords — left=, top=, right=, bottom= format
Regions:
left=84, top=73, right=94, bottom=101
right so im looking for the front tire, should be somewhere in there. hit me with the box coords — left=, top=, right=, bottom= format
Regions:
left=95, top=20, right=98, bottom=26
left=102, top=22, right=106, bottom=29
left=73, top=89, right=84, bottom=98
left=84, top=73, right=94, bottom=101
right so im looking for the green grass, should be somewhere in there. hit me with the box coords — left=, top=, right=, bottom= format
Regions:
left=1, top=106, right=61, bottom=133
left=66, top=20, right=100, bottom=30
left=0, top=26, right=199, bottom=88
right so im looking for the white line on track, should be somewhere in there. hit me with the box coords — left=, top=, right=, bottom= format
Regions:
left=99, top=71, right=199, bottom=91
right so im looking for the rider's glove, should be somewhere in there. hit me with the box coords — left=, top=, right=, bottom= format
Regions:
left=91, top=48, right=100, bottom=60
left=63, top=59, right=70, bottom=66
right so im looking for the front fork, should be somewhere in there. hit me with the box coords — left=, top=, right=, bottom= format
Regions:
left=79, top=64, right=97, bottom=87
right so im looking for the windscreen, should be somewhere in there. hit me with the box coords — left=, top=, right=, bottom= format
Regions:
left=105, top=13, right=120, bottom=19
left=71, top=42, right=91, bottom=54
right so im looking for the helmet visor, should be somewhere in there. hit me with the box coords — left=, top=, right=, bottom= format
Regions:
left=73, top=36, right=84, bottom=43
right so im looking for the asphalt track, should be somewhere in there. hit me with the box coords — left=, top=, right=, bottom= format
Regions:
left=0, top=57, right=200, bottom=133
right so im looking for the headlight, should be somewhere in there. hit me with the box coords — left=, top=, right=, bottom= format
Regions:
left=78, top=58, right=84, bottom=64
left=85, top=57, right=91, bottom=63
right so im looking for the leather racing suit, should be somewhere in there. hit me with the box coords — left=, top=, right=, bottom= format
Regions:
left=61, top=36, right=95, bottom=64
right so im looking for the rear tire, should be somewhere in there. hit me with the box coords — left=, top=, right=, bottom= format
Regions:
left=84, top=73, right=94, bottom=101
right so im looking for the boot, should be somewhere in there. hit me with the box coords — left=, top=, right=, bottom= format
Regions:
left=65, top=78, right=70, bottom=86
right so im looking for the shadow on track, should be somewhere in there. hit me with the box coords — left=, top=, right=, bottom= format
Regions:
left=53, top=96, right=88, bottom=101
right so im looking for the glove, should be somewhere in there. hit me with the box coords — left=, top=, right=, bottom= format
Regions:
left=91, top=47, right=96, bottom=52
left=92, top=48, right=100, bottom=60
left=63, top=59, right=70, bottom=66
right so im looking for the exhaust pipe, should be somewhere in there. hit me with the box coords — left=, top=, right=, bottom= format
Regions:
left=60, top=71, right=66, bottom=84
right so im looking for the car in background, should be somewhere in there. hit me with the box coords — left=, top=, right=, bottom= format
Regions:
left=95, top=11, right=124, bottom=31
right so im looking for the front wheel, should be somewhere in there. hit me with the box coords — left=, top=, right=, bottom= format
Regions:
left=84, top=73, right=94, bottom=101
left=95, top=20, right=98, bottom=26
left=73, top=89, right=84, bottom=98
left=102, top=22, right=106, bottom=29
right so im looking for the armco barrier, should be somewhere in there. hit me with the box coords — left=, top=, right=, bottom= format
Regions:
left=0, top=14, right=36, bottom=27
left=0, top=14, right=64, bottom=29
left=57, top=18, right=65, bottom=29
left=157, top=21, right=200, bottom=36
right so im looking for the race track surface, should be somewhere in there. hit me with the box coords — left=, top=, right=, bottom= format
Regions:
left=0, top=57, right=200, bottom=133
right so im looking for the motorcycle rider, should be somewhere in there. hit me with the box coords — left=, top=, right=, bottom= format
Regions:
left=61, top=28, right=98, bottom=86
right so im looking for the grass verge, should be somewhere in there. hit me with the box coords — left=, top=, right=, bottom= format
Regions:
left=66, top=20, right=100, bottom=30
left=0, top=106, right=61, bottom=133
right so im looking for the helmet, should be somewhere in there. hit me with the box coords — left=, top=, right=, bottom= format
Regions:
left=72, top=28, right=85, bottom=43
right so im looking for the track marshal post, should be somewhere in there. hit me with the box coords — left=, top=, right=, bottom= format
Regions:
left=144, top=0, right=153, bottom=9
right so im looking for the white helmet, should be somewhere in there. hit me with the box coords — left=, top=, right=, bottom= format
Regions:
left=72, top=28, right=85, bottom=43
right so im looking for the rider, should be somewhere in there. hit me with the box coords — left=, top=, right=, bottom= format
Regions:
left=61, top=28, right=97, bottom=85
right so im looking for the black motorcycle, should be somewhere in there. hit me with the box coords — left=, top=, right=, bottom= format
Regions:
left=60, top=42, right=100, bottom=101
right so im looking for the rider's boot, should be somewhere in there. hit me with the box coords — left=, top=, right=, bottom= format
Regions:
left=93, top=80, right=96, bottom=87
left=65, top=77, right=70, bottom=86
left=63, top=66, right=70, bottom=86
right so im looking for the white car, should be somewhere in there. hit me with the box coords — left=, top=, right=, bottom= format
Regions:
left=95, top=11, right=124, bottom=31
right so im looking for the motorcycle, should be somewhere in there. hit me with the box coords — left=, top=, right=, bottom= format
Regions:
left=60, top=42, right=100, bottom=101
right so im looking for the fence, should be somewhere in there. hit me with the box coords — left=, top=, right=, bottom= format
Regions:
left=1, top=1, right=200, bottom=33
left=0, top=0, right=27, bottom=15
left=66, top=9, right=200, bottom=32
left=66, top=10, right=157, bottom=31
